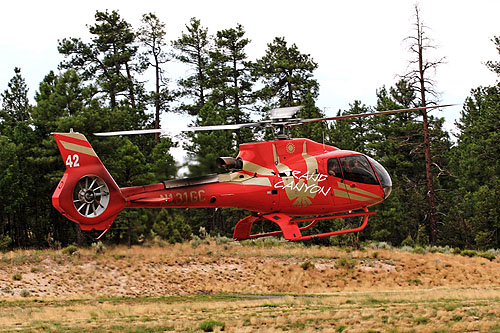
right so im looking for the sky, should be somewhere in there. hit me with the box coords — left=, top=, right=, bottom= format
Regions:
left=1, top=0, right=499, bottom=145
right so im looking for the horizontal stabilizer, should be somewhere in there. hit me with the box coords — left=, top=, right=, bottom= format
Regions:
left=129, top=197, right=172, bottom=204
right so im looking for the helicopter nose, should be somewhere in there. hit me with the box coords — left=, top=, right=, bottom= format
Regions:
left=365, top=155, right=392, bottom=199
left=383, top=185, right=392, bottom=199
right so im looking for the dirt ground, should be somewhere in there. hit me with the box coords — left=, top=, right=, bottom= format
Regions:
left=2, top=242, right=500, bottom=331
left=1, top=242, right=499, bottom=299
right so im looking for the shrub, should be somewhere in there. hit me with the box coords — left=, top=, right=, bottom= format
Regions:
left=412, top=246, right=426, bottom=254
left=199, top=227, right=209, bottom=240
left=20, top=289, right=30, bottom=297
left=62, top=245, right=78, bottom=255
left=91, top=241, right=106, bottom=254
left=215, top=235, right=232, bottom=245
left=401, top=235, right=415, bottom=247
left=368, top=241, right=392, bottom=250
left=400, top=245, right=414, bottom=252
left=413, top=316, right=430, bottom=324
left=199, top=319, right=225, bottom=332
left=12, top=273, right=22, bottom=281
left=460, top=249, right=478, bottom=257
left=0, top=235, right=12, bottom=252
left=426, top=245, right=453, bottom=254
left=191, top=235, right=210, bottom=248
left=406, top=277, right=422, bottom=285
left=301, top=261, right=314, bottom=270
left=478, top=252, right=496, bottom=261
left=335, top=256, right=357, bottom=269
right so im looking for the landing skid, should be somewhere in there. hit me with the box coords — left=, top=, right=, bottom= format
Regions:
left=233, top=207, right=375, bottom=242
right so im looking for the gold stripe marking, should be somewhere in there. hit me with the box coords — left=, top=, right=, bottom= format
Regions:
left=334, top=188, right=381, bottom=203
left=55, top=132, right=88, bottom=141
left=242, top=160, right=275, bottom=176
left=61, top=141, right=97, bottom=157
left=334, top=189, right=350, bottom=199
left=219, top=173, right=272, bottom=187
left=336, top=181, right=383, bottom=199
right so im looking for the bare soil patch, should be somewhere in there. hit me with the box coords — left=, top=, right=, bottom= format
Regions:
left=1, top=242, right=499, bottom=331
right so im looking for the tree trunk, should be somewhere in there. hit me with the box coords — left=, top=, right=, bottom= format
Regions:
left=418, top=37, right=438, bottom=244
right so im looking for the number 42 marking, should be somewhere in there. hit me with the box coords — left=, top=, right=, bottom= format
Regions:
left=66, top=154, right=80, bottom=168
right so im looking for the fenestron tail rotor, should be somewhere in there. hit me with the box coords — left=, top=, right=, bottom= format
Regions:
left=73, top=176, right=110, bottom=218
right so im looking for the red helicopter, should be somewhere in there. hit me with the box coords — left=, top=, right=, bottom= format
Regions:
left=52, top=105, right=449, bottom=241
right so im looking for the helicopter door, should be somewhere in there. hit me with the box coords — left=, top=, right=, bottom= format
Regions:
left=338, top=155, right=382, bottom=206
left=326, top=158, right=352, bottom=211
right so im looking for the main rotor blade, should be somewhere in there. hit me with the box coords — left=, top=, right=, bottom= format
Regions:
left=184, top=122, right=264, bottom=131
left=94, top=122, right=265, bottom=137
left=302, top=104, right=456, bottom=124
left=94, top=129, right=165, bottom=136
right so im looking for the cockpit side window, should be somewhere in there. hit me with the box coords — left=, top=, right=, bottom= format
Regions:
left=339, top=155, right=379, bottom=185
left=327, top=158, right=342, bottom=178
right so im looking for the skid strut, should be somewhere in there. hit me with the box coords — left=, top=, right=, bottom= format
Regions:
left=233, top=207, right=375, bottom=241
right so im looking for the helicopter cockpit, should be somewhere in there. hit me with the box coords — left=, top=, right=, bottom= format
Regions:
left=327, top=155, right=392, bottom=199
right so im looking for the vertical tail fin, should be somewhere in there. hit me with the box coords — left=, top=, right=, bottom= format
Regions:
left=52, top=132, right=126, bottom=231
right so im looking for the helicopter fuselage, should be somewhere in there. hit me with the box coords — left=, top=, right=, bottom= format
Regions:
left=121, top=138, right=392, bottom=216
left=52, top=133, right=392, bottom=240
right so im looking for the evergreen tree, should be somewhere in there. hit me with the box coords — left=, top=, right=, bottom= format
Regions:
left=1, top=67, right=31, bottom=136
left=254, top=37, right=323, bottom=141
left=58, top=10, right=143, bottom=109
left=172, top=17, right=210, bottom=116
left=138, top=13, right=172, bottom=143
left=208, top=23, right=254, bottom=145
left=449, top=85, right=500, bottom=249
left=253, top=37, right=319, bottom=108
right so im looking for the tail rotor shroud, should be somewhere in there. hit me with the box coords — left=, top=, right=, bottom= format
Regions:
left=73, top=175, right=110, bottom=218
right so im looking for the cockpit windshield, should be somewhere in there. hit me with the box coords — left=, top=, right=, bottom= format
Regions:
left=338, top=155, right=379, bottom=185
left=365, top=156, right=392, bottom=188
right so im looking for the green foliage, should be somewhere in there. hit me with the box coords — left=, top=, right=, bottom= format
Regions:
left=301, top=260, right=314, bottom=270
left=20, top=289, right=31, bottom=297
left=62, top=245, right=78, bottom=255
left=12, top=273, right=22, bottom=281
left=449, top=83, right=500, bottom=249
left=253, top=36, right=319, bottom=107
left=413, top=316, right=430, bottom=324
left=401, top=235, right=415, bottom=248
left=91, top=241, right=107, bottom=254
left=199, top=319, right=225, bottom=332
left=0, top=235, right=12, bottom=252
left=335, top=256, right=357, bottom=269
left=478, top=252, right=496, bottom=261
left=460, top=249, right=477, bottom=257
left=152, top=209, right=192, bottom=244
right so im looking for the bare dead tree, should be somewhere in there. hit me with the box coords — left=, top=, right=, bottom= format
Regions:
left=402, top=4, right=446, bottom=244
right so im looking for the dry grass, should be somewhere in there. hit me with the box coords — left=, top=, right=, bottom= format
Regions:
left=1, top=241, right=500, bottom=331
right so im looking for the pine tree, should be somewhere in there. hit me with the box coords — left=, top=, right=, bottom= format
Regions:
left=450, top=85, right=500, bottom=249
left=208, top=23, right=254, bottom=145
left=253, top=37, right=319, bottom=108
left=253, top=37, right=323, bottom=140
left=1, top=67, right=31, bottom=136
left=172, top=17, right=210, bottom=116
left=138, top=13, right=172, bottom=143
left=58, top=10, right=143, bottom=109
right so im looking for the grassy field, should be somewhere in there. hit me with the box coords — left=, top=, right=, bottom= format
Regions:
left=1, top=239, right=500, bottom=332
